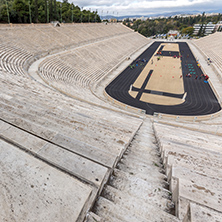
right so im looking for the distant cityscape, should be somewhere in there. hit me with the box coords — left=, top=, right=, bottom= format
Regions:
left=101, top=11, right=222, bottom=37
left=101, top=12, right=221, bottom=22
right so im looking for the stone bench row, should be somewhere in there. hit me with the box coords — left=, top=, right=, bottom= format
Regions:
left=38, top=32, right=150, bottom=94
left=0, top=71, right=142, bottom=153
left=0, top=23, right=133, bottom=55
left=0, top=99, right=130, bottom=155
left=0, top=97, right=130, bottom=156
left=194, top=32, right=222, bottom=78
left=154, top=123, right=222, bottom=153
left=153, top=122, right=222, bottom=221
left=155, top=117, right=222, bottom=137
left=0, top=44, right=33, bottom=75
left=0, top=71, right=141, bottom=133
left=0, top=72, right=142, bottom=131
left=0, top=139, right=95, bottom=222
left=0, top=120, right=109, bottom=187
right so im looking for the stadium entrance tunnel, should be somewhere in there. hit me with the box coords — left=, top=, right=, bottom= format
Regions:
left=105, top=41, right=221, bottom=116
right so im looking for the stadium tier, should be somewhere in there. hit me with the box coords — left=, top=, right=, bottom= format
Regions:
left=0, top=23, right=222, bottom=222
left=38, top=32, right=149, bottom=102
left=153, top=121, right=222, bottom=220
left=193, top=32, right=222, bottom=80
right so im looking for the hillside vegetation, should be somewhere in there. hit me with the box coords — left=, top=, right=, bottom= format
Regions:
left=124, top=13, right=222, bottom=37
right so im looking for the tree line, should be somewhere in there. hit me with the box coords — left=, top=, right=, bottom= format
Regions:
left=124, top=13, right=222, bottom=37
left=0, top=0, right=101, bottom=23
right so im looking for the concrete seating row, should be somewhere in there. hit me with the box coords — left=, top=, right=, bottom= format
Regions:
left=0, top=43, right=33, bottom=76
left=0, top=71, right=142, bottom=155
left=38, top=32, right=150, bottom=101
left=194, top=32, right=222, bottom=75
left=153, top=122, right=222, bottom=221
left=152, top=118, right=222, bottom=136
left=0, top=138, right=95, bottom=222
left=0, top=23, right=133, bottom=57
left=0, top=23, right=147, bottom=221
left=0, top=23, right=148, bottom=99
left=0, top=69, right=143, bottom=221
left=87, top=119, right=180, bottom=222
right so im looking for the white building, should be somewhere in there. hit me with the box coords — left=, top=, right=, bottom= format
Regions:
left=193, top=22, right=217, bottom=36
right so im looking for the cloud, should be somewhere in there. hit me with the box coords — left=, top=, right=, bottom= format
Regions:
left=70, top=0, right=222, bottom=16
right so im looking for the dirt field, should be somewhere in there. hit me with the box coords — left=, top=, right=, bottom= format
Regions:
left=130, top=43, right=185, bottom=105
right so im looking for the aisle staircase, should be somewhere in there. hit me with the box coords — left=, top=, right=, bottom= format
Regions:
left=86, top=118, right=180, bottom=222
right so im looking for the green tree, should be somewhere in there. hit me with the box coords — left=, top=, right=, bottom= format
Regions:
left=13, top=0, right=29, bottom=23
left=181, top=26, right=194, bottom=36
left=0, top=0, right=101, bottom=23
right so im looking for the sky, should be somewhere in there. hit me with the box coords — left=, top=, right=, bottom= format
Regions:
left=70, top=0, right=222, bottom=17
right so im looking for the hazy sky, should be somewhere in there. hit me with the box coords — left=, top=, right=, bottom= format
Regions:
left=70, top=0, right=222, bottom=16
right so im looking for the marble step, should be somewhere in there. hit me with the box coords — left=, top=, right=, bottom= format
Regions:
left=0, top=120, right=109, bottom=188
left=166, top=154, right=222, bottom=180
left=183, top=202, right=222, bottom=222
left=94, top=196, right=180, bottom=222
left=168, top=165, right=222, bottom=193
left=159, top=141, right=222, bottom=166
left=0, top=108, right=123, bottom=159
left=84, top=212, right=105, bottom=222
left=0, top=101, right=126, bottom=154
left=102, top=184, right=170, bottom=212
left=0, top=116, right=118, bottom=169
left=0, top=139, right=95, bottom=222
left=173, top=178, right=222, bottom=219
left=109, top=169, right=170, bottom=200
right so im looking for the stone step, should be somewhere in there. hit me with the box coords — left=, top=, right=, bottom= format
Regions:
left=183, top=202, right=222, bottom=222
left=94, top=196, right=151, bottom=222
left=50, top=133, right=118, bottom=168
left=123, top=144, right=161, bottom=164
left=37, top=143, right=109, bottom=188
left=0, top=101, right=126, bottom=154
left=169, top=165, right=222, bottom=193
left=0, top=108, right=123, bottom=158
left=159, top=133, right=222, bottom=154
left=159, top=140, right=222, bottom=166
left=85, top=212, right=105, bottom=222
left=102, top=184, right=169, bottom=212
left=155, top=119, right=222, bottom=137
left=0, top=120, right=109, bottom=188
left=122, top=122, right=160, bottom=164
left=0, top=77, right=142, bottom=133
left=164, top=149, right=222, bottom=174
left=123, top=136, right=160, bottom=158
left=0, top=139, right=95, bottom=222
left=116, top=160, right=165, bottom=182
left=0, top=95, right=94, bottom=126
left=94, top=196, right=180, bottom=222
left=154, top=123, right=222, bottom=153
left=1, top=109, right=57, bottom=140
left=173, top=178, right=222, bottom=220
left=0, top=116, right=118, bottom=168
left=154, top=121, right=221, bottom=140
left=0, top=94, right=135, bottom=141
left=166, top=154, right=222, bottom=180
left=109, top=169, right=170, bottom=199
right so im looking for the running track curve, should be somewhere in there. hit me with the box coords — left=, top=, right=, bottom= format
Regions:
left=105, top=42, right=221, bottom=116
